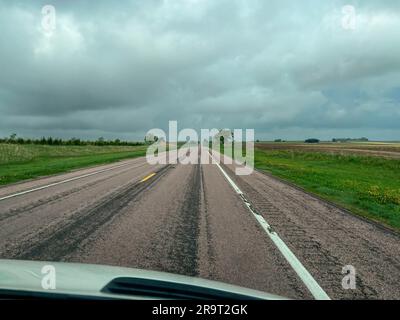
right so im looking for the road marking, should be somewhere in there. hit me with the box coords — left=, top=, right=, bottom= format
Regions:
left=140, top=173, right=156, bottom=183
left=0, top=161, right=138, bottom=202
left=209, top=152, right=331, bottom=300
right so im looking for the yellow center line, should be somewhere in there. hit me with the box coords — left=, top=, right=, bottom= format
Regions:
left=140, top=173, right=156, bottom=183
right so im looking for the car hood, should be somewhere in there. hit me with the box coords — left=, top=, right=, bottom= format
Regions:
left=0, top=259, right=285, bottom=300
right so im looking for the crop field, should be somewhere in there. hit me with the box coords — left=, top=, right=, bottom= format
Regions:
left=0, top=144, right=147, bottom=185
left=254, top=142, right=400, bottom=231
left=256, top=141, right=400, bottom=159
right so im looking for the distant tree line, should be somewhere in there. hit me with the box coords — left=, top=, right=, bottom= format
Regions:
left=332, top=137, right=368, bottom=142
left=0, top=134, right=145, bottom=146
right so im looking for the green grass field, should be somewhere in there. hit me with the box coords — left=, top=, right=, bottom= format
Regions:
left=255, top=147, right=400, bottom=231
left=0, top=144, right=147, bottom=185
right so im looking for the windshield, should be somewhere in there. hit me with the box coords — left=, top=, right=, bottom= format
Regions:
left=0, top=0, right=399, bottom=302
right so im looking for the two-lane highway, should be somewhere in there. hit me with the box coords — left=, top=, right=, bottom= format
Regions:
left=0, top=150, right=399, bottom=299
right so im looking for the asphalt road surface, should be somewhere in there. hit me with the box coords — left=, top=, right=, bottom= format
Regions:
left=0, top=149, right=399, bottom=299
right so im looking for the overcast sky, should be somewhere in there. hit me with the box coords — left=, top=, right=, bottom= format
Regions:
left=0, top=0, right=399, bottom=141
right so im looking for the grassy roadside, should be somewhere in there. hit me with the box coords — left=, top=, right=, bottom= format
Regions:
left=255, top=148, right=400, bottom=231
left=0, top=144, right=147, bottom=186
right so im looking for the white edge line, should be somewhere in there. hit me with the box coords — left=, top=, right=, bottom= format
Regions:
left=210, top=152, right=330, bottom=300
left=0, top=162, right=134, bottom=202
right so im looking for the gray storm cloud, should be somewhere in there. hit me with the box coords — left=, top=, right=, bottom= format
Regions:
left=0, top=0, right=399, bottom=140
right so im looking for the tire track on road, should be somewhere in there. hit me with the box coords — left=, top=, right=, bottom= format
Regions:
left=0, top=162, right=149, bottom=223
left=150, top=163, right=202, bottom=277
left=3, top=165, right=172, bottom=261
